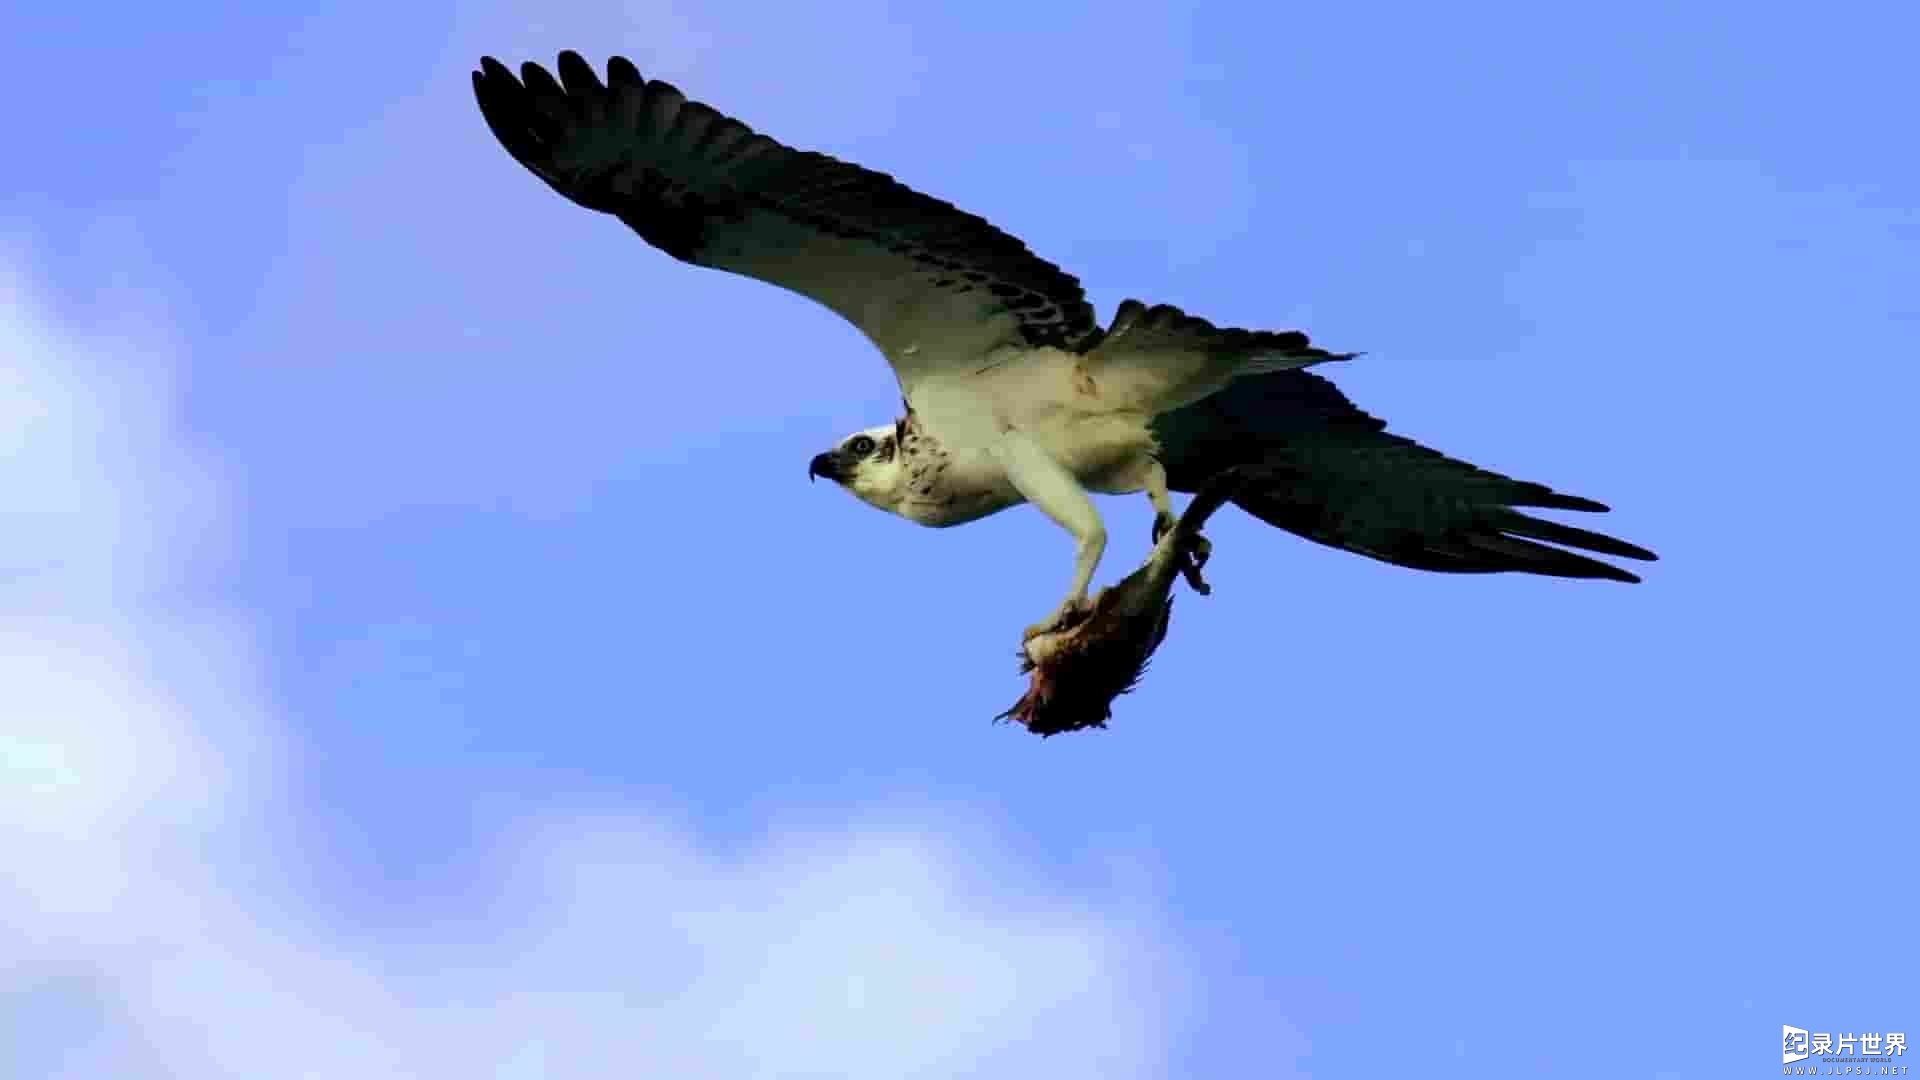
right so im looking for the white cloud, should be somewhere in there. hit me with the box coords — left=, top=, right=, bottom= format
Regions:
left=0, top=246, right=1186, bottom=1077
left=0, top=248, right=254, bottom=930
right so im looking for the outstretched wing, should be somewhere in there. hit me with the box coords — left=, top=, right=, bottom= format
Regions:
left=472, top=52, right=1099, bottom=394
left=1151, top=371, right=1658, bottom=582
left=1079, top=300, right=1353, bottom=416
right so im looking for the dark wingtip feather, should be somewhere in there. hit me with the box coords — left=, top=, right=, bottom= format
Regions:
left=606, top=55, right=643, bottom=88
left=472, top=65, right=538, bottom=160
left=1464, top=531, right=1645, bottom=583
left=1493, top=509, right=1659, bottom=563
left=1534, top=493, right=1610, bottom=513
left=1575, top=559, right=1642, bottom=584
left=555, top=50, right=604, bottom=95
left=519, top=59, right=562, bottom=97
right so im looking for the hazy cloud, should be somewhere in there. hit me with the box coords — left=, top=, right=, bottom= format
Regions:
left=0, top=245, right=1185, bottom=1077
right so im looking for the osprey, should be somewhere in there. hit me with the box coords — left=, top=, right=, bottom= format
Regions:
left=473, top=52, right=1656, bottom=638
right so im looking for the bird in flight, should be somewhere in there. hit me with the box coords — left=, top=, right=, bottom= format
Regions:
left=472, top=52, right=1655, bottom=639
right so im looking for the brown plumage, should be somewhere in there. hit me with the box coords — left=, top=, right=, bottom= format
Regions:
left=999, top=471, right=1248, bottom=736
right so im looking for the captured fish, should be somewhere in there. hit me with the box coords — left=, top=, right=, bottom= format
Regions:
left=1000, top=470, right=1249, bottom=736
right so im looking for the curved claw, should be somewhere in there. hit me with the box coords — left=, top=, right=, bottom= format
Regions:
left=1023, top=593, right=1093, bottom=642
left=1189, top=534, right=1213, bottom=570
left=1176, top=532, right=1215, bottom=595
left=1150, top=510, right=1179, bottom=546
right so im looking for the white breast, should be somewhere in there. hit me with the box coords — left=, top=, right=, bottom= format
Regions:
left=900, top=345, right=1161, bottom=521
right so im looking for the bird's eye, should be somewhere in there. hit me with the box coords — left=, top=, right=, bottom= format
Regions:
left=849, top=436, right=876, bottom=455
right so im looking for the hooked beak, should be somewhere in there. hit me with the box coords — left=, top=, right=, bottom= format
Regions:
left=808, top=452, right=839, bottom=483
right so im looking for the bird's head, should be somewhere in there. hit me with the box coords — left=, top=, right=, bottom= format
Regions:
left=808, top=422, right=906, bottom=512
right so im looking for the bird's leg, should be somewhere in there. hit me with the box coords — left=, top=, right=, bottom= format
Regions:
left=1145, top=460, right=1210, bottom=570
left=990, top=430, right=1107, bottom=641
left=1147, top=462, right=1178, bottom=545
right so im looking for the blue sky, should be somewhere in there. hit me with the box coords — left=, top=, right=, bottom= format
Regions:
left=4, top=1, right=1916, bottom=1077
